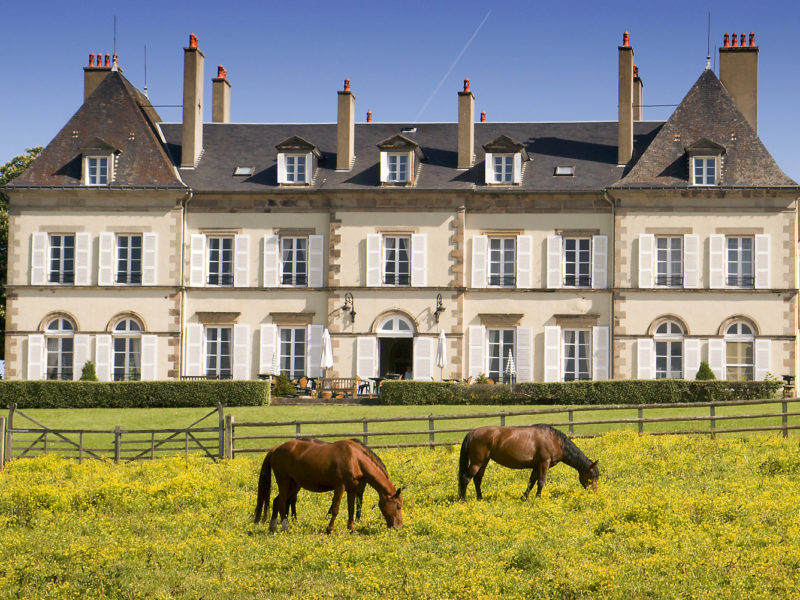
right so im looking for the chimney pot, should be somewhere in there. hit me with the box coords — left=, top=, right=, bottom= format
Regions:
left=103, top=53, right=109, bottom=67
left=740, top=33, right=746, bottom=47
left=217, top=64, right=227, bottom=79
left=749, top=32, right=755, bottom=47
left=189, top=33, right=198, bottom=48
left=633, top=64, right=639, bottom=78
left=464, top=78, right=470, bottom=93
left=622, top=31, right=630, bottom=46
left=89, top=52, right=95, bottom=67
left=723, top=33, right=730, bottom=47
left=343, top=78, right=350, bottom=92
left=732, top=32, right=738, bottom=47
left=480, top=111, right=486, bottom=122
left=366, top=110, right=372, bottom=123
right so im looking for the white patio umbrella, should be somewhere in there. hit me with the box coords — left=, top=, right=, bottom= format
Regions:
left=321, top=328, right=334, bottom=376
left=505, top=349, right=516, bottom=385
left=270, top=351, right=280, bottom=377
left=436, top=330, right=448, bottom=380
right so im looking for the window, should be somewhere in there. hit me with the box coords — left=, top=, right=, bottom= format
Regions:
left=487, top=329, right=514, bottom=382
left=563, top=329, right=591, bottom=381
left=281, top=237, right=307, bottom=286
left=113, top=318, right=142, bottom=381
left=386, top=154, right=409, bottom=183
left=492, top=155, right=513, bottom=183
left=279, top=327, right=306, bottom=378
left=284, top=155, right=307, bottom=183
left=207, top=236, right=233, bottom=286
left=725, top=322, right=754, bottom=381
left=554, top=165, right=575, bottom=176
left=49, top=234, right=75, bottom=284
left=692, top=156, right=717, bottom=186
left=654, top=321, right=683, bottom=379
left=563, top=238, right=591, bottom=287
left=656, top=237, right=683, bottom=287
left=116, top=235, right=142, bottom=284
left=45, top=317, right=74, bottom=380
left=86, top=156, right=109, bottom=185
left=488, top=237, right=515, bottom=287
left=384, top=236, right=410, bottom=286
left=233, top=166, right=254, bottom=176
left=377, top=315, right=414, bottom=337
left=727, top=237, right=753, bottom=288
left=205, top=326, right=232, bottom=379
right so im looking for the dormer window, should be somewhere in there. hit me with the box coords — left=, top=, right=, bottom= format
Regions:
left=86, top=156, right=109, bottom=185
left=80, top=137, right=117, bottom=186
left=276, top=136, right=321, bottom=186
left=284, top=155, right=308, bottom=183
left=483, top=135, right=528, bottom=186
left=387, top=153, right=409, bottom=182
left=686, top=138, right=725, bottom=187
left=377, top=134, right=424, bottom=185
left=692, top=156, right=717, bottom=186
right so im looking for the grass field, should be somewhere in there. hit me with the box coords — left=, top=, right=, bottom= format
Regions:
left=2, top=431, right=800, bottom=599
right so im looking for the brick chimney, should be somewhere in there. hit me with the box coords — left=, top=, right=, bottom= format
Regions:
left=182, top=33, right=205, bottom=167
left=457, top=78, right=475, bottom=169
left=719, top=32, right=758, bottom=132
left=618, top=31, right=634, bottom=165
left=633, top=64, right=643, bottom=121
left=84, top=52, right=112, bottom=100
left=212, top=65, right=231, bottom=123
left=336, top=78, right=355, bottom=170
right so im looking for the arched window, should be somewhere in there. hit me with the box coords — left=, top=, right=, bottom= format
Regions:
left=113, top=318, right=142, bottom=381
left=725, top=322, right=754, bottom=381
left=45, top=317, right=75, bottom=380
left=376, top=315, right=414, bottom=337
left=654, top=321, right=683, bottom=379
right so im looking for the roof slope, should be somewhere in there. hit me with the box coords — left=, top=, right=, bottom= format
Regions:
left=11, top=71, right=183, bottom=189
left=615, top=69, right=796, bottom=188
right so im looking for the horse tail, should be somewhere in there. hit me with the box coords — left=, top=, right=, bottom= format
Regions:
left=458, top=431, right=474, bottom=499
left=254, top=449, right=273, bottom=523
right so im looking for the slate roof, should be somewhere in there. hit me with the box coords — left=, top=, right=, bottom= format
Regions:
left=614, top=69, right=797, bottom=189
left=10, top=72, right=183, bottom=189
left=159, top=120, right=662, bottom=192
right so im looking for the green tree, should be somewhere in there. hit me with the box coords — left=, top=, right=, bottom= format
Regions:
left=0, top=147, right=43, bottom=361
left=80, top=360, right=99, bottom=381
left=695, top=361, right=716, bottom=380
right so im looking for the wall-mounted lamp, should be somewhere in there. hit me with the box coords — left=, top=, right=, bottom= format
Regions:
left=343, top=292, right=356, bottom=322
left=434, top=293, right=446, bottom=323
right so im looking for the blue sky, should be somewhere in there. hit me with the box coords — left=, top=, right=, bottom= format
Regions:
left=2, top=0, right=799, bottom=181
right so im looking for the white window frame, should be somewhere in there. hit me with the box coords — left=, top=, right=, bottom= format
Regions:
left=655, top=236, right=683, bottom=288
left=692, top=156, right=717, bottom=186
left=654, top=321, right=683, bottom=379
left=279, top=326, right=306, bottom=379
left=488, top=237, right=516, bottom=287
left=726, top=236, right=754, bottom=288
left=112, top=318, right=142, bottom=381
left=116, top=234, right=143, bottom=285
left=45, top=317, right=75, bottom=381
left=84, top=155, right=111, bottom=186
left=383, top=236, right=411, bottom=286
left=205, top=326, right=233, bottom=379
left=49, top=234, right=75, bottom=284
left=283, top=154, right=308, bottom=184
left=725, top=322, right=754, bottom=381
left=491, top=154, right=514, bottom=184
left=280, top=237, right=308, bottom=286
left=562, top=328, right=591, bottom=381
left=563, top=237, right=592, bottom=288
left=386, top=153, right=409, bottom=183
left=486, top=328, right=515, bottom=382
left=207, top=236, right=234, bottom=286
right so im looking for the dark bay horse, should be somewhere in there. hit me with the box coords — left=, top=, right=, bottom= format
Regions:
left=458, top=425, right=599, bottom=501
left=255, top=438, right=403, bottom=533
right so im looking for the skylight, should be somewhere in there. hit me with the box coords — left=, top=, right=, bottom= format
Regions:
left=400, top=127, right=417, bottom=134
left=233, top=166, right=254, bottom=176
left=554, top=165, right=575, bottom=176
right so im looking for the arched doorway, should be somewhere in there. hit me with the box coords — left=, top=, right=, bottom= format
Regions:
left=376, top=314, right=414, bottom=377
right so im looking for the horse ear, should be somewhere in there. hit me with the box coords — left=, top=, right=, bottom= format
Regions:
left=393, top=488, right=403, bottom=498
left=591, top=460, right=599, bottom=468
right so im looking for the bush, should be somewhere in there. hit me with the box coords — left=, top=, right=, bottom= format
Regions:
left=377, top=379, right=781, bottom=406
left=696, top=361, right=716, bottom=380
left=0, top=380, right=270, bottom=409
left=271, top=373, right=297, bottom=398
left=79, top=360, right=99, bottom=381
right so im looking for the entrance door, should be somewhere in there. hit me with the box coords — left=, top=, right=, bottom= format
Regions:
left=379, top=337, right=412, bottom=377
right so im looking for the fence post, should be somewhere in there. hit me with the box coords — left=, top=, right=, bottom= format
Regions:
left=782, top=401, right=788, bottom=438
left=185, top=432, right=189, bottom=460
left=362, top=419, right=369, bottom=446
left=43, top=431, right=48, bottom=455
left=428, top=416, right=435, bottom=450
left=224, top=415, right=235, bottom=460
left=568, top=410, right=574, bottom=435
left=500, top=411, right=506, bottom=427
left=295, top=421, right=301, bottom=438
left=710, top=405, right=716, bottom=439
left=0, top=416, right=6, bottom=471
left=79, top=432, right=84, bottom=464
left=7, top=404, right=16, bottom=462
left=114, top=426, right=121, bottom=463
left=217, top=403, right=225, bottom=460
left=637, top=407, right=643, bottom=434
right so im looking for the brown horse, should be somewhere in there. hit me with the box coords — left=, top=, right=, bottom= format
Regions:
left=458, top=425, right=599, bottom=501
left=254, top=438, right=403, bottom=533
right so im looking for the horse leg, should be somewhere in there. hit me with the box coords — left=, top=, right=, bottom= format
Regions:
left=535, top=462, right=550, bottom=498
left=346, top=489, right=357, bottom=532
left=280, top=482, right=299, bottom=531
left=522, top=469, right=537, bottom=501
left=269, top=485, right=288, bottom=533
left=473, top=461, right=490, bottom=501
left=289, top=490, right=298, bottom=520
left=355, top=482, right=366, bottom=521
left=325, top=485, right=345, bottom=534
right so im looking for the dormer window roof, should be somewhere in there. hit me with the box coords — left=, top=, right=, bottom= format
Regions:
left=685, top=138, right=725, bottom=186
left=276, top=136, right=321, bottom=185
left=377, top=134, right=424, bottom=185
left=79, top=137, right=119, bottom=186
left=482, top=135, right=528, bottom=185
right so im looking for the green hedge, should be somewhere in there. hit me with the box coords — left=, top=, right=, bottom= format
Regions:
left=377, top=379, right=782, bottom=406
left=0, top=380, right=270, bottom=409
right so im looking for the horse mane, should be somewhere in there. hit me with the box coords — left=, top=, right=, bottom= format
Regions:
left=348, top=438, right=388, bottom=475
left=536, top=425, right=593, bottom=473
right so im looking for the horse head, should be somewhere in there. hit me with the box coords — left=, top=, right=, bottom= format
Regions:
left=579, top=460, right=600, bottom=493
left=378, top=487, right=403, bottom=529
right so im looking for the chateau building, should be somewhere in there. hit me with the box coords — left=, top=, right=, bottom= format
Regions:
left=5, top=32, right=798, bottom=384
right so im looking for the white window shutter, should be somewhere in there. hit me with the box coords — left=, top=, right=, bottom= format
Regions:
left=73, top=334, right=91, bottom=380
left=413, top=336, right=434, bottom=381
left=484, top=152, right=493, bottom=184
left=407, top=151, right=415, bottom=183
left=515, top=326, right=534, bottom=382
left=379, top=152, right=388, bottom=182
left=411, top=233, right=427, bottom=287
left=306, top=324, right=323, bottom=378
left=234, top=234, right=250, bottom=287
left=308, top=234, right=325, bottom=287
left=232, top=324, right=251, bottom=380
left=259, top=324, right=277, bottom=375
left=27, top=334, right=45, bottom=380
left=30, top=232, right=48, bottom=285
left=366, top=234, right=382, bottom=287
left=277, top=153, right=286, bottom=184
left=592, top=326, right=609, bottom=380
left=190, top=234, right=206, bottom=287
left=263, top=235, right=280, bottom=287
left=754, top=339, right=771, bottom=380
left=468, top=325, right=486, bottom=378
left=708, top=338, right=725, bottom=380
left=95, top=334, right=112, bottom=382
left=684, top=339, right=701, bottom=380
left=74, top=232, right=91, bottom=285
left=637, top=338, right=654, bottom=379
left=592, top=235, right=608, bottom=289
left=754, top=234, right=770, bottom=289
left=98, top=232, right=115, bottom=286
left=516, top=235, right=533, bottom=289
left=356, top=336, right=378, bottom=378
left=638, top=233, right=654, bottom=288
left=513, top=152, right=522, bottom=183
left=683, top=234, right=699, bottom=288
left=305, top=152, right=313, bottom=183
left=546, top=235, right=562, bottom=289
left=709, top=235, right=725, bottom=289
left=471, top=235, right=488, bottom=288
left=543, top=325, right=561, bottom=382
left=184, top=324, right=204, bottom=377
left=140, top=334, right=158, bottom=381
left=142, top=232, right=158, bottom=286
